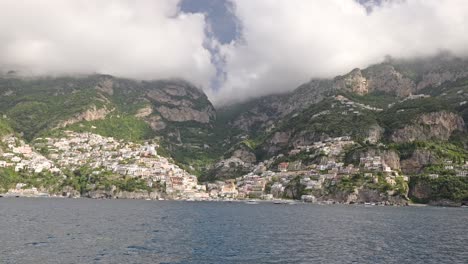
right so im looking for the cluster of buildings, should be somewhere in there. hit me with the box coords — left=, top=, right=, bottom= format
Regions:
left=32, top=131, right=208, bottom=199
left=334, top=95, right=383, bottom=115
left=291, top=136, right=355, bottom=157
left=205, top=136, right=409, bottom=201
left=2, top=129, right=464, bottom=201
left=0, top=136, right=59, bottom=174
left=360, top=156, right=392, bottom=172
left=206, top=172, right=271, bottom=200
left=0, top=131, right=210, bottom=199
left=430, top=159, right=468, bottom=178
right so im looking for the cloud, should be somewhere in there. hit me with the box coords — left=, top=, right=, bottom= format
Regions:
left=211, top=0, right=468, bottom=105
left=0, top=0, right=215, bottom=88
left=1, top=0, right=468, bottom=105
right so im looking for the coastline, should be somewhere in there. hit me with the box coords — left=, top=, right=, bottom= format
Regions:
left=1, top=194, right=465, bottom=207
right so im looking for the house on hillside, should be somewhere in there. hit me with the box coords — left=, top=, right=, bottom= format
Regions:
left=278, top=162, right=289, bottom=172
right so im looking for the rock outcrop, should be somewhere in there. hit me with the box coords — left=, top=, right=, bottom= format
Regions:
left=231, top=148, right=257, bottom=164
left=207, top=145, right=257, bottom=180
left=400, top=149, right=439, bottom=174
left=391, top=111, right=465, bottom=143
left=334, top=68, right=369, bottom=95
left=334, top=64, right=415, bottom=97
left=145, top=115, right=166, bottom=131
left=95, top=78, right=114, bottom=95
left=365, top=125, right=384, bottom=144
left=156, top=105, right=213, bottom=123
left=264, top=131, right=292, bottom=156
left=58, top=105, right=112, bottom=127
left=135, top=105, right=153, bottom=118
left=364, top=64, right=415, bottom=97
left=143, top=80, right=216, bottom=126
left=321, top=187, right=407, bottom=205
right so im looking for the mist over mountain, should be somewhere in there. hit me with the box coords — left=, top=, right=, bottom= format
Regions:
left=1, top=53, right=467, bottom=204
left=1, top=0, right=468, bottom=104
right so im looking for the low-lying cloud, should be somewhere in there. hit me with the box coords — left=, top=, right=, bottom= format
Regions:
left=1, top=0, right=468, bottom=105
left=212, top=0, right=468, bottom=105
left=0, top=0, right=215, bottom=88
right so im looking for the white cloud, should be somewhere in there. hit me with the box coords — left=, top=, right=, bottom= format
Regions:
left=2, top=0, right=468, bottom=105
left=0, top=0, right=216, bottom=88
left=212, top=0, right=468, bottom=105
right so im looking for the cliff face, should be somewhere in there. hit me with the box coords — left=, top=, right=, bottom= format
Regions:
left=319, top=187, right=407, bottom=205
left=364, top=64, right=415, bottom=97
left=94, top=77, right=217, bottom=129
left=206, top=144, right=257, bottom=181
left=391, top=111, right=465, bottom=143
left=409, top=180, right=432, bottom=202
left=416, top=70, right=468, bottom=91
left=156, top=105, right=213, bottom=123
left=58, top=105, right=113, bottom=127
left=144, top=80, right=215, bottom=125
left=400, top=149, right=439, bottom=174
left=333, top=65, right=415, bottom=97
left=332, top=56, right=468, bottom=98
left=408, top=176, right=467, bottom=206
left=333, top=68, right=369, bottom=95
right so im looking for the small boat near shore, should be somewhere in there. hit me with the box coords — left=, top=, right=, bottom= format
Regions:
left=245, top=200, right=259, bottom=205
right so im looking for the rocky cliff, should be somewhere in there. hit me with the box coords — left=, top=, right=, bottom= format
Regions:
left=58, top=105, right=113, bottom=127
left=391, top=111, right=465, bottom=143
left=400, top=149, right=439, bottom=174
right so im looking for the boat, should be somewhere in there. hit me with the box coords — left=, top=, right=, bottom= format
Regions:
left=245, top=200, right=259, bottom=205
left=158, top=198, right=165, bottom=201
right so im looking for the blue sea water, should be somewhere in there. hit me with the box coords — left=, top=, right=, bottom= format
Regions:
left=0, top=198, right=467, bottom=264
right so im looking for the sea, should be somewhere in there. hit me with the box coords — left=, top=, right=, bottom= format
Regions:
left=0, top=198, right=467, bottom=264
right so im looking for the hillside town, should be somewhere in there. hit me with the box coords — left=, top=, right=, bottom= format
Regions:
left=1, top=132, right=466, bottom=203
left=0, top=132, right=208, bottom=199
left=208, top=136, right=414, bottom=202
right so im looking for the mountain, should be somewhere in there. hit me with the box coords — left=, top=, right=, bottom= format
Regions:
left=0, top=75, right=221, bottom=169
left=0, top=54, right=467, bottom=204
left=206, top=55, right=468, bottom=205
left=0, top=76, right=216, bottom=198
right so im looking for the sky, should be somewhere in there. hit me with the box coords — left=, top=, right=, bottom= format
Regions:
left=1, top=0, right=468, bottom=105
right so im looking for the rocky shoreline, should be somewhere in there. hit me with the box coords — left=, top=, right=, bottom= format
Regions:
left=2, top=193, right=466, bottom=207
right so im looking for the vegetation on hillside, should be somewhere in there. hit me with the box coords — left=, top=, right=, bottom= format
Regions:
left=66, top=114, right=155, bottom=142
left=388, top=141, right=467, bottom=163
left=409, top=175, right=468, bottom=203
left=0, top=166, right=156, bottom=195
left=0, top=118, right=13, bottom=136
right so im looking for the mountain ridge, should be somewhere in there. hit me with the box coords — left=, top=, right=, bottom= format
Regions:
left=0, top=55, right=467, bottom=204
